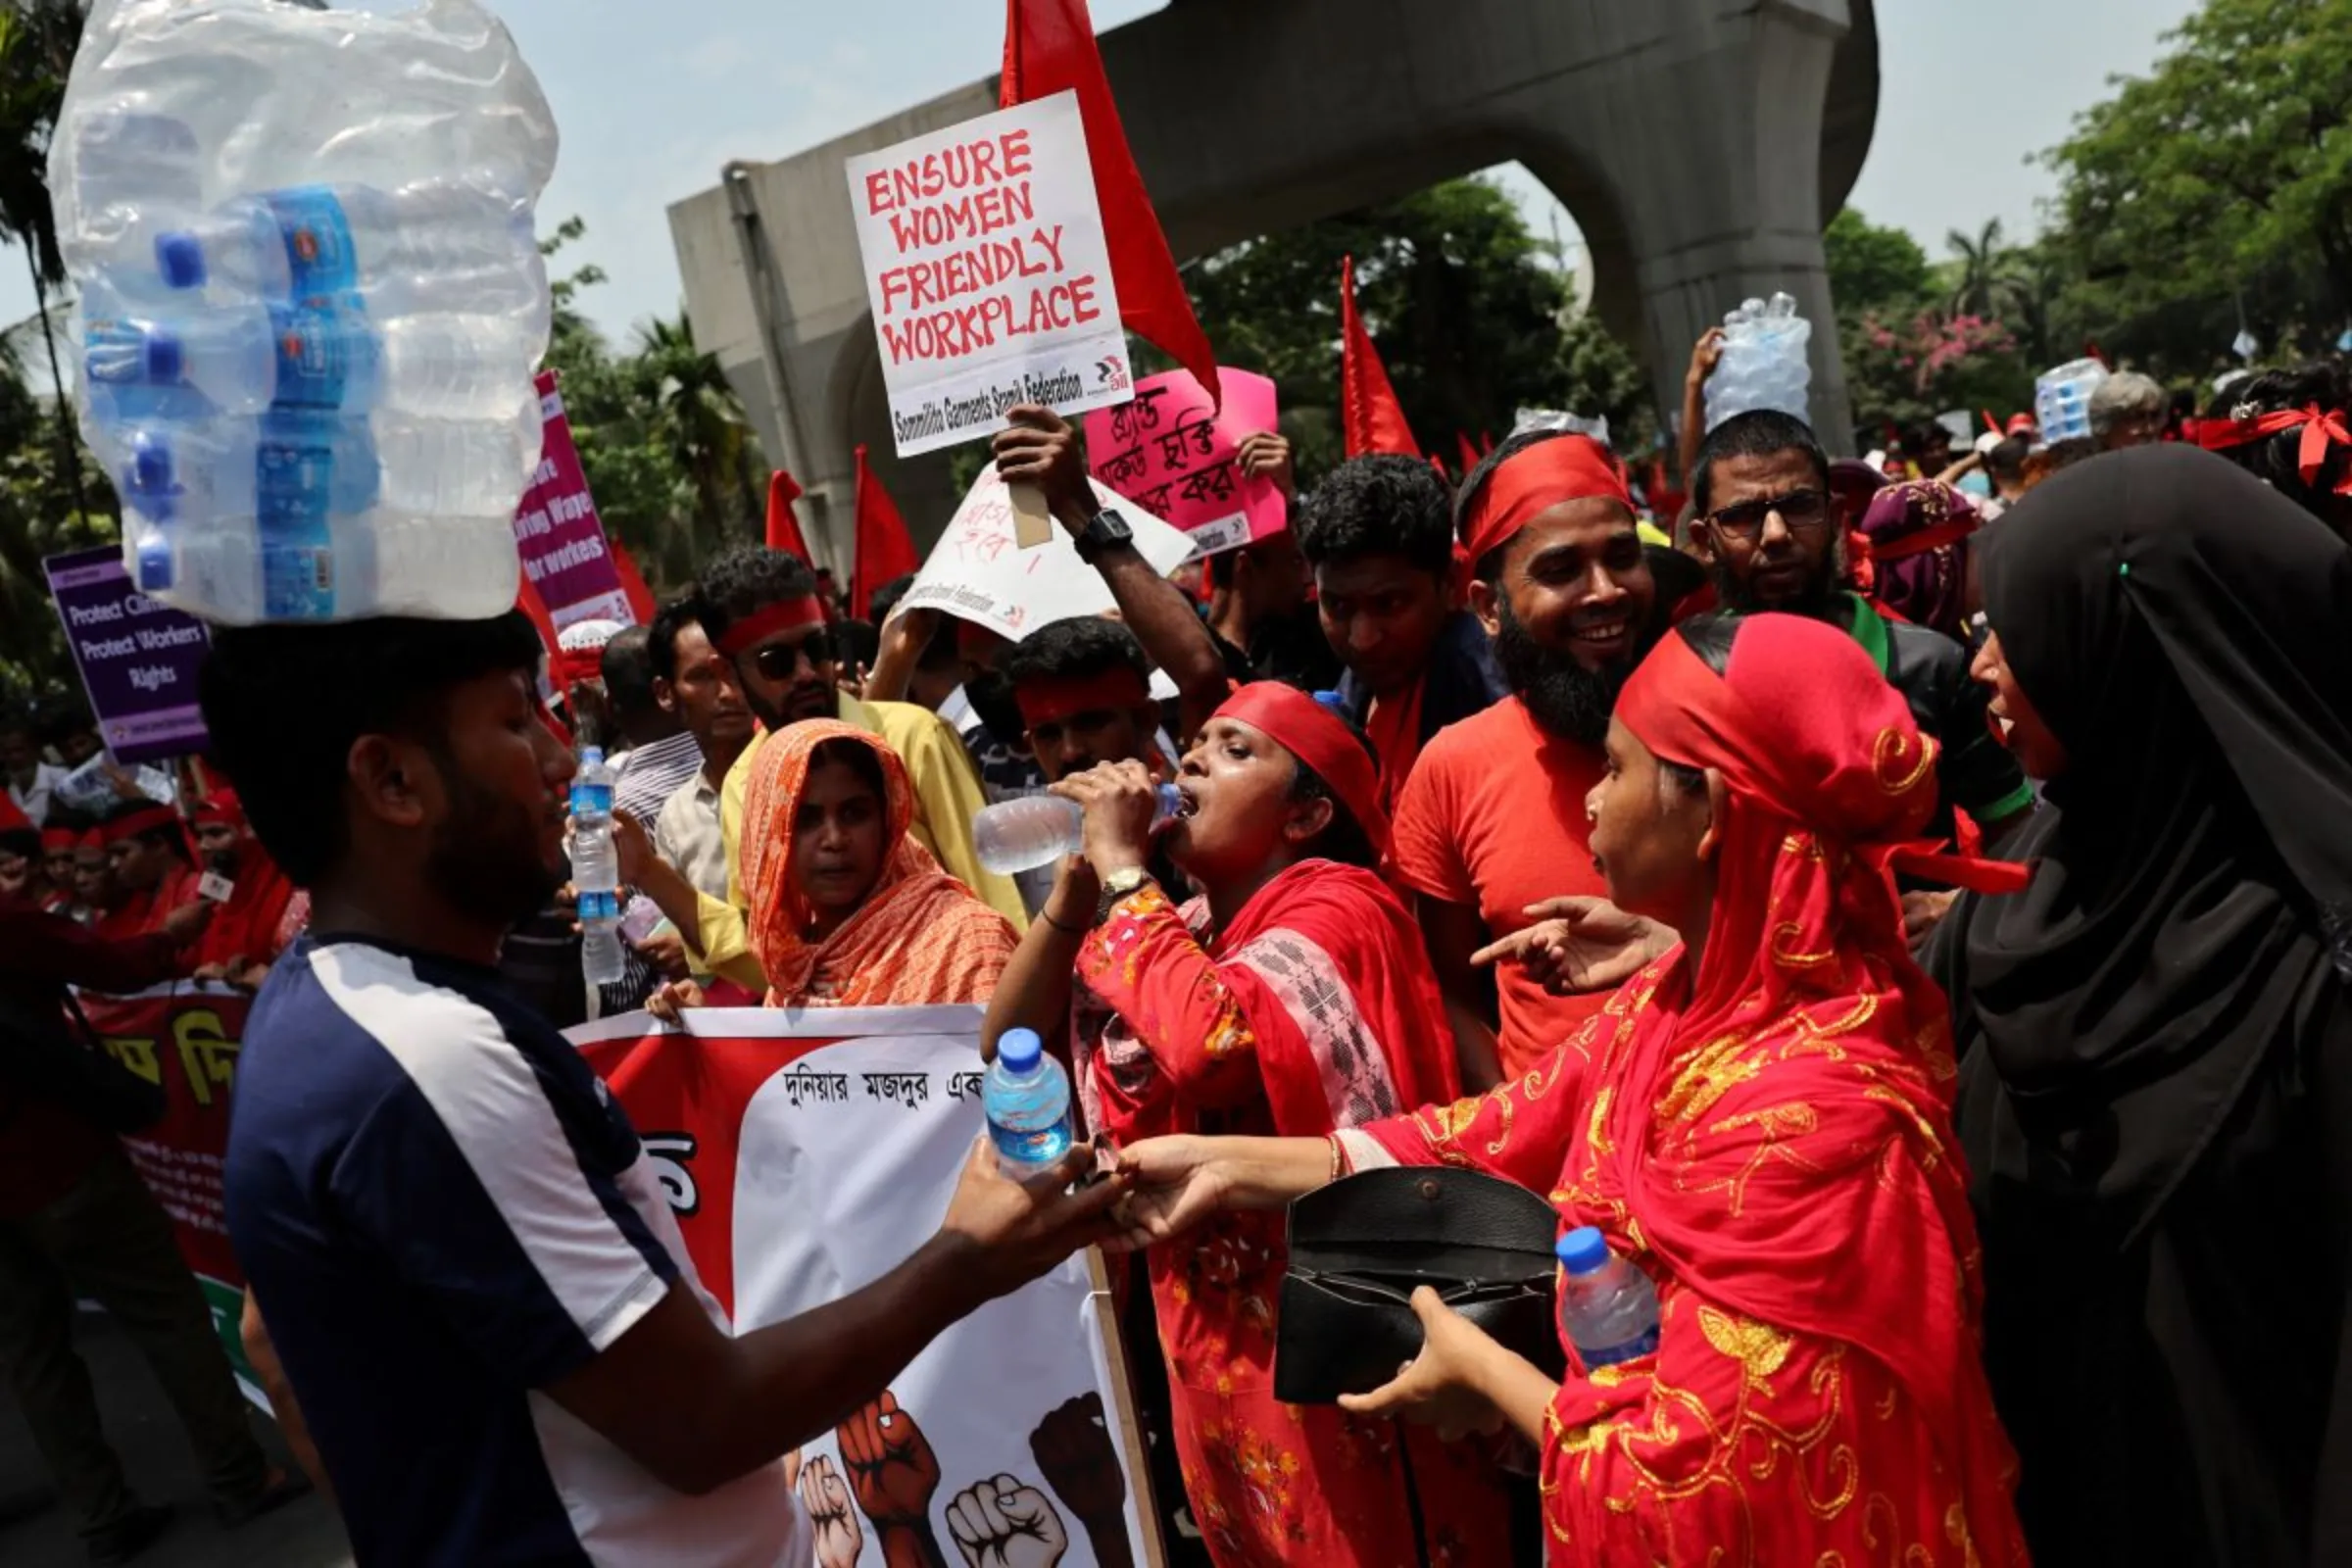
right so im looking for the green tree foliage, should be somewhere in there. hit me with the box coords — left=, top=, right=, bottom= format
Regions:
left=538, top=220, right=763, bottom=586
left=1823, top=208, right=1934, bottom=320
left=0, top=337, right=119, bottom=700
left=1172, top=176, right=1651, bottom=483
left=2041, top=0, right=2352, bottom=375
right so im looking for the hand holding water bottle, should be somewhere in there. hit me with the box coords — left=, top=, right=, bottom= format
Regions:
left=1048, top=760, right=1170, bottom=883
left=931, top=1136, right=1131, bottom=1306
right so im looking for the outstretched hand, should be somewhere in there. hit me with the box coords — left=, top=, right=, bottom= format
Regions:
left=1106, top=1135, right=1228, bottom=1253
left=1471, top=897, right=1675, bottom=995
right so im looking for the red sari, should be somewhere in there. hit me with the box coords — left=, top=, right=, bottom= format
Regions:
left=1346, top=615, right=2031, bottom=1566
left=1075, top=859, right=1509, bottom=1568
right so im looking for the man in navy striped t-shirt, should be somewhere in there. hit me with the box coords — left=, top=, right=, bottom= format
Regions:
left=200, top=612, right=1125, bottom=1566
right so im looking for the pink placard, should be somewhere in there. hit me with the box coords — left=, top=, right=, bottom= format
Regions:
left=1082, top=367, right=1284, bottom=556
left=513, top=369, right=633, bottom=629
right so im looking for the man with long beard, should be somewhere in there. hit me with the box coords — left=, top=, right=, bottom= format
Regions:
left=1390, top=432, right=1675, bottom=1090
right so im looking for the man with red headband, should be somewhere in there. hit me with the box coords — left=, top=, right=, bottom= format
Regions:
left=2196, top=362, right=2352, bottom=538
left=186, top=790, right=297, bottom=987
left=96, top=799, right=206, bottom=947
left=615, top=545, right=1022, bottom=995
left=36, top=823, right=81, bottom=914
left=1393, top=429, right=1677, bottom=1089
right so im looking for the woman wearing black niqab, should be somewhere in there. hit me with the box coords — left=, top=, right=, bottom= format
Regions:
left=1932, top=444, right=2352, bottom=1566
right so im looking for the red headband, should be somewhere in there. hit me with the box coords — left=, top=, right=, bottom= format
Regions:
left=191, top=792, right=243, bottom=829
left=714, top=597, right=829, bottom=658
left=2195, top=405, right=2352, bottom=494
left=1458, top=434, right=1635, bottom=567
left=1862, top=514, right=1980, bottom=564
left=77, top=830, right=104, bottom=855
left=1214, top=683, right=1390, bottom=860
left=553, top=646, right=607, bottom=691
left=0, top=795, right=29, bottom=837
left=1015, top=667, right=1153, bottom=732
left=104, top=803, right=182, bottom=844
left=41, top=827, right=78, bottom=853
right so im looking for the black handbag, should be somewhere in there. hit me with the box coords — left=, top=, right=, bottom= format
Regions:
left=1274, top=1165, right=1565, bottom=1404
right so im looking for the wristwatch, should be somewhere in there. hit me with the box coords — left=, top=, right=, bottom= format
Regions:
left=1095, top=864, right=1154, bottom=923
left=1071, top=507, right=1135, bottom=564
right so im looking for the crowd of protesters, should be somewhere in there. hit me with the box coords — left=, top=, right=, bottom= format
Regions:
left=2, top=344, right=2347, bottom=1568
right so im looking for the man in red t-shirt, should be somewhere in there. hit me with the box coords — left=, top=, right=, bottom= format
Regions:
left=1392, top=431, right=1677, bottom=1089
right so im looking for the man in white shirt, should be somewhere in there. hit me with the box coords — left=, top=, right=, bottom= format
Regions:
left=646, top=601, right=756, bottom=903
left=3, top=716, right=68, bottom=827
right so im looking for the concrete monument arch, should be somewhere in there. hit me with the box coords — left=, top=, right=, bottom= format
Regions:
left=669, top=0, right=1880, bottom=566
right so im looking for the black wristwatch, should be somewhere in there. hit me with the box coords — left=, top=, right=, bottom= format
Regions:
left=1071, top=507, right=1135, bottom=564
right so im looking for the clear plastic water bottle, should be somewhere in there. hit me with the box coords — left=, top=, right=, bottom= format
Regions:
left=571, top=747, right=625, bottom=987
left=1705, top=292, right=1812, bottom=430
left=984, top=1028, right=1075, bottom=1177
left=2034, top=359, right=2107, bottom=444
left=148, top=181, right=545, bottom=318
left=50, top=0, right=557, bottom=627
left=1555, top=1226, right=1661, bottom=1369
left=89, top=302, right=538, bottom=421
left=971, top=782, right=1182, bottom=876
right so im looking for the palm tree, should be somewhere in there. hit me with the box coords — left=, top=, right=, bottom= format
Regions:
left=631, top=311, right=761, bottom=553
left=0, top=2, right=91, bottom=524
left=1946, top=219, right=2012, bottom=320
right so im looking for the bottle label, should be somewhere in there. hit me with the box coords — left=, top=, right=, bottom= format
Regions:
left=1578, top=1327, right=1660, bottom=1369
left=265, top=187, right=360, bottom=300
left=571, top=782, right=613, bottom=817
left=988, top=1115, right=1073, bottom=1173
left=82, top=318, right=144, bottom=384
left=576, top=890, right=619, bottom=922
left=254, top=409, right=339, bottom=619
left=267, top=301, right=362, bottom=409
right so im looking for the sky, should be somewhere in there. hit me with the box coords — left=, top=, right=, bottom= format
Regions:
left=6, top=0, right=2199, bottom=347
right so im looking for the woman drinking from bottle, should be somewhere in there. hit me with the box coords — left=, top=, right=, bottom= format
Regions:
left=1111, top=618, right=2032, bottom=1567
left=983, top=682, right=1505, bottom=1568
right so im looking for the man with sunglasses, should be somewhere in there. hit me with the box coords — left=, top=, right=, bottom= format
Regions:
left=614, top=546, right=1025, bottom=995
left=1688, top=412, right=2034, bottom=932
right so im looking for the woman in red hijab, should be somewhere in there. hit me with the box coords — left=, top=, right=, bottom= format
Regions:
left=986, top=683, right=1506, bottom=1567
left=1112, top=620, right=2031, bottom=1566
left=187, top=790, right=297, bottom=986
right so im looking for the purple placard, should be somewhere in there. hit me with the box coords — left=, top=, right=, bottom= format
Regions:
left=512, top=369, right=632, bottom=630
left=43, top=545, right=212, bottom=765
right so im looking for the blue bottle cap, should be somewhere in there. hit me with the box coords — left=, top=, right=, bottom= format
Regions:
left=577, top=746, right=605, bottom=767
left=141, top=326, right=183, bottom=384
left=1311, top=690, right=1347, bottom=715
left=999, top=1027, right=1043, bottom=1072
left=1554, top=1226, right=1610, bottom=1276
left=154, top=231, right=206, bottom=290
left=134, top=539, right=174, bottom=592
left=126, top=432, right=173, bottom=495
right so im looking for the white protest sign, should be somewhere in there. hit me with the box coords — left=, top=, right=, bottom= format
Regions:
left=895, top=466, right=1196, bottom=641
left=847, top=91, right=1134, bottom=459
left=571, top=1006, right=1161, bottom=1568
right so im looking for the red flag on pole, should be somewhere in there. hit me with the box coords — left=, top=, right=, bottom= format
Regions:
left=1454, top=431, right=1481, bottom=474
left=1341, top=255, right=1418, bottom=460
left=850, top=445, right=921, bottom=619
left=609, top=538, right=658, bottom=625
left=765, top=469, right=810, bottom=561
left=1001, top=0, right=1219, bottom=408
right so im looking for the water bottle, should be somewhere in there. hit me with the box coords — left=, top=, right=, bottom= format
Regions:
left=571, top=747, right=625, bottom=987
left=984, top=1028, right=1075, bottom=1177
left=90, top=302, right=538, bottom=421
left=1555, top=1226, right=1661, bottom=1369
left=2034, top=359, right=2107, bottom=444
left=150, top=181, right=546, bottom=319
left=971, top=782, right=1182, bottom=876
left=49, top=0, right=558, bottom=627
left=1706, top=292, right=1813, bottom=431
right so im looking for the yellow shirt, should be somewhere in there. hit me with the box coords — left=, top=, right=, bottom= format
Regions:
left=687, top=693, right=1027, bottom=989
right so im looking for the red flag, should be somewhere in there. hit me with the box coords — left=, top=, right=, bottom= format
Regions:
left=1480, top=429, right=1496, bottom=457
left=1001, top=0, right=1219, bottom=407
left=609, top=538, right=658, bottom=625
left=2084, top=338, right=2109, bottom=369
left=1454, top=431, right=1481, bottom=474
left=850, top=445, right=921, bottom=619
left=1341, top=255, right=1418, bottom=460
left=765, top=469, right=810, bottom=561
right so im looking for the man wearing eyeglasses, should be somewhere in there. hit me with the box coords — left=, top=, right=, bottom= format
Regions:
left=613, top=545, right=1026, bottom=995
left=1687, top=411, right=2034, bottom=935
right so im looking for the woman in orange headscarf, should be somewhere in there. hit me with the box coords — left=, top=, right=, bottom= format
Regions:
left=1114, top=614, right=2031, bottom=1566
left=733, top=719, right=1015, bottom=1007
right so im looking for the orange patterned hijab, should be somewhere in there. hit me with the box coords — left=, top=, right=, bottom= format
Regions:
left=738, top=720, right=1014, bottom=1007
